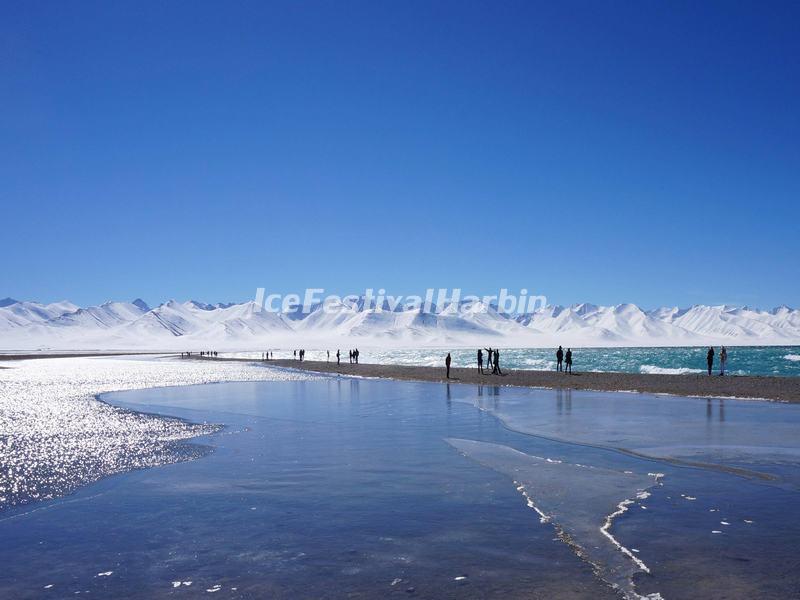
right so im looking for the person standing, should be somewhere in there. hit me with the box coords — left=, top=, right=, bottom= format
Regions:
left=477, top=349, right=484, bottom=374
left=484, top=347, right=493, bottom=370
left=707, top=347, right=715, bottom=375
left=493, top=349, right=502, bottom=375
left=337, top=349, right=341, bottom=365
left=556, top=346, right=564, bottom=372
left=445, top=352, right=452, bottom=379
left=719, top=346, right=727, bottom=376
left=565, top=348, right=573, bottom=374
left=327, top=350, right=330, bottom=362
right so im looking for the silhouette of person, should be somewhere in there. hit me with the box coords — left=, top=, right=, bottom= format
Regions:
left=484, top=347, right=493, bottom=369
left=707, top=347, right=715, bottom=375
left=556, top=346, right=564, bottom=372
left=446, top=352, right=452, bottom=379
left=327, top=350, right=330, bottom=362
left=565, top=348, right=573, bottom=374
left=493, top=349, right=502, bottom=375
left=719, top=346, right=727, bottom=376
left=337, top=349, right=341, bottom=365
left=477, top=349, right=484, bottom=374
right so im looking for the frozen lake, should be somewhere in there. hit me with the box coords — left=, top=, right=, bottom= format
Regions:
left=2, top=359, right=799, bottom=598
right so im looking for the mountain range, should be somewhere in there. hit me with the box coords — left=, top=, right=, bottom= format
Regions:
left=1, top=297, right=798, bottom=350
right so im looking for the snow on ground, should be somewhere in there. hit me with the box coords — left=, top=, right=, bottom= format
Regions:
left=0, top=356, right=319, bottom=511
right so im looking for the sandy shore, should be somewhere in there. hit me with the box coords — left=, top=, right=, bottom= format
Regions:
left=219, top=357, right=800, bottom=403
left=2, top=352, right=798, bottom=402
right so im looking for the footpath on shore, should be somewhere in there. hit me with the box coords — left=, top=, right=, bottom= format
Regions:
left=200, top=356, right=800, bottom=403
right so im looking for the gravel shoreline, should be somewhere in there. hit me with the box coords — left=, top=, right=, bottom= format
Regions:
left=3, top=353, right=798, bottom=402
left=212, top=357, right=800, bottom=403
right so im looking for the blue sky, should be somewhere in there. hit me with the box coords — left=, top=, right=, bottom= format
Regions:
left=2, top=1, right=798, bottom=309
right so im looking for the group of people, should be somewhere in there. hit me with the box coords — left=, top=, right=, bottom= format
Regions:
left=555, top=346, right=573, bottom=373
left=444, top=346, right=578, bottom=379
left=262, top=351, right=274, bottom=360
left=475, top=347, right=503, bottom=375
left=706, top=346, right=728, bottom=375
left=180, top=351, right=217, bottom=358
left=293, top=349, right=306, bottom=361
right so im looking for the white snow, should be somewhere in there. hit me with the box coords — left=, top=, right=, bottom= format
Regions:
left=1, top=298, right=799, bottom=350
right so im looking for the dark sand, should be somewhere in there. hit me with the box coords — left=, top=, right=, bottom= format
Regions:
left=195, top=356, right=800, bottom=403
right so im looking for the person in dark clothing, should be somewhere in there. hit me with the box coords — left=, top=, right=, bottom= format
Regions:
left=565, top=348, right=573, bottom=373
left=477, top=349, right=484, bottom=374
left=719, top=346, right=727, bottom=376
left=493, top=349, right=502, bottom=375
left=355, top=348, right=360, bottom=364
left=349, top=350, right=353, bottom=364
left=707, top=347, right=715, bottom=375
left=446, top=353, right=452, bottom=379
left=484, top=347, right=493, bottom=369
left=336, top=349, right=341, bottom=365
left=556, top=346, right=564, bottom=372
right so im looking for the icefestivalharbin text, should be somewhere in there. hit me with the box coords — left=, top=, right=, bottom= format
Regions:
left=253, top=288, right=548, bottom=315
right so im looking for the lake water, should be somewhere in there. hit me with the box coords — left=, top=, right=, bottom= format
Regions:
left=223, top=346, right=800, bottom=377
left=2, top=371, right=799, bottom=598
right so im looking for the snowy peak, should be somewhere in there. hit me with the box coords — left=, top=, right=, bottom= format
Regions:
left=1, top=298, right=799, bottom=350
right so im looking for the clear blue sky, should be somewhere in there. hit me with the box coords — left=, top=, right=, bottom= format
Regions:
left=2, top=1, right=798, bottom=309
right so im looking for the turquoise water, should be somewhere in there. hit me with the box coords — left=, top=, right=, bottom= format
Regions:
left=225, top=346, right=800, bottom=376
left=366, top=346, right=800, bottom=376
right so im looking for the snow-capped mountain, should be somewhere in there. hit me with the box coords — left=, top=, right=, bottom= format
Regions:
left=1, top=298, right=799, bottom=350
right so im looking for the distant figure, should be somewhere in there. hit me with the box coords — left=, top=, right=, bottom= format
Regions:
left=565, top=348, right=573, bottom=374
left=484, top=347, right=493, bottom=370
left=446, top=353, right=452, bottom=379
left=355, top=348, right=360, bottom=364
left=337, top=349, right=341, bottom=365
left=707, top=347, right=715, bottom=375
left=493, top=349, right=502, bottom=375
left=293, top=350, right=297, bottom=360
left=477, top=349, right=484, bottom=374
left=719, top=346, right=727, bottom=376
left=327, top=350, right=330, bottom=362
left=349, top=350, right=353, bottom=364
left=556, top=346, right=564, bottom=372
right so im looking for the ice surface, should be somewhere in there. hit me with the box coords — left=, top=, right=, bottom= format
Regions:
left=446, top=438, right=661, bottom=599
left=0, top=356, right=319, bottom=510
left=460, top=387, right=800, bottom=486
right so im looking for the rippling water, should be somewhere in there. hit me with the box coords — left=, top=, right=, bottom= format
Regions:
left=0, top=356, right=319, bottom=511
left=223, top=346, right=800, bottom=376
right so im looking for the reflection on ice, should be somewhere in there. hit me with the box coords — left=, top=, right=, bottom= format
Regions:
left=464, top=386, right=800, bottom=485
left=447, top=438, right=662, bottom=600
